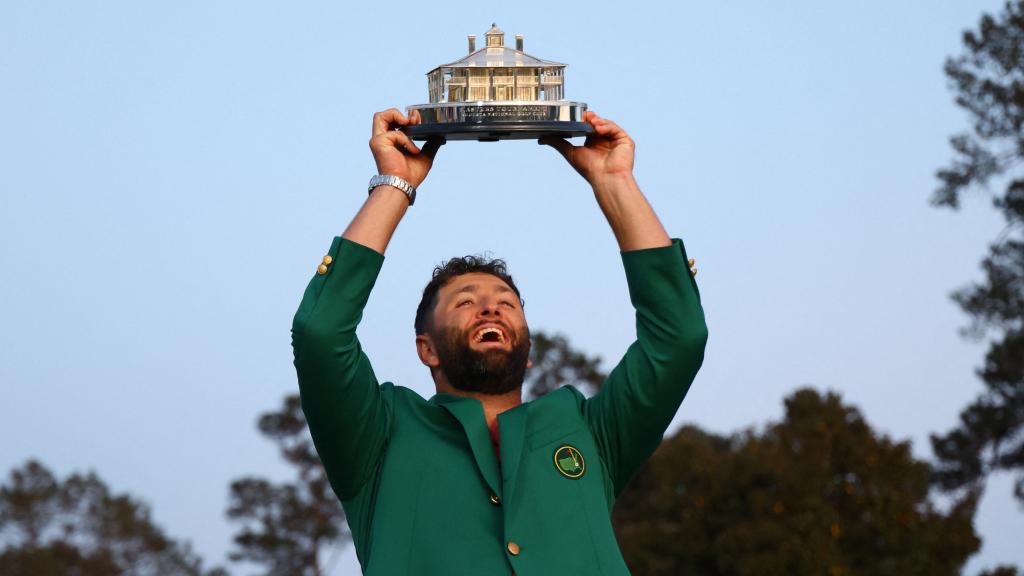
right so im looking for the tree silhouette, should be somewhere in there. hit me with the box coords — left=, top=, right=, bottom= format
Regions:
left=979, top=567, right=1021, bottom=576
left=525, top=331, right=606, bottom=399
left=226, top=394, right=349, bottom=576
left=614, top=389, right=982, bottom=576
left=0, top=460, right=222, bottom=576
left=931, top=1, right=1024, bottom=505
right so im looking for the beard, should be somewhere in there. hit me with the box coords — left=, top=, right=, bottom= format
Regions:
left=433, top=323, right=530, bottom=395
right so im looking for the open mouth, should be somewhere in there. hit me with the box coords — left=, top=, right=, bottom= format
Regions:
left=472, top=326, right=507, bottom=344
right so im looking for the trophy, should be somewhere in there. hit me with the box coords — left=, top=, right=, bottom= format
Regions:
left=405, top=24, right=592, bottom=142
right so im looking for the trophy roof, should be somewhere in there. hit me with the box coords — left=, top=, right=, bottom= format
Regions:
left=431, top=46, right=566, bottom=72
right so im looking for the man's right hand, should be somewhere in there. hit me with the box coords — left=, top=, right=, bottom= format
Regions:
left=369, top=108, right=444, bottom=189
left=343, top=109, right=443, bottom=254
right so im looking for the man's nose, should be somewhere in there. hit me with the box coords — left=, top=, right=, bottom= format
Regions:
left=479, top=301, right=501, bottom=316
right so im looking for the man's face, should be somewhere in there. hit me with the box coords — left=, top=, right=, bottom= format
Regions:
left=427, top=272, right=530, bottom=395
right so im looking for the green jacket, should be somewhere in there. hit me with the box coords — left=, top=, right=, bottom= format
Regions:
left=292, top=238, right=707, bottom=575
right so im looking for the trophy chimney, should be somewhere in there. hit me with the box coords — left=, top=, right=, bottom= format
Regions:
left=468, top=35, right=476, bottom=53
left=515, top=34, right=523, bottom=51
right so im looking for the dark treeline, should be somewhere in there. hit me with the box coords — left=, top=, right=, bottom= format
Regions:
left=2, top=376, right=1016, bottom=576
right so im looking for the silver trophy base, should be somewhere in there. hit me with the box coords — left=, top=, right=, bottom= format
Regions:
left=404, top=101, right=591, bottom=142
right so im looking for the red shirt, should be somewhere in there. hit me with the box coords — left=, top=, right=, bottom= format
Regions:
left=488, top=418, right=501, bottom=462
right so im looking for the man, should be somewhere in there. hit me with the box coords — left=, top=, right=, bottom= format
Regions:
left=292, top=108, right=708, bottom=575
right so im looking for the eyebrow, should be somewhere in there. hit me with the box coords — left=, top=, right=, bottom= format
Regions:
left=452, top=284, right=515, bottom=296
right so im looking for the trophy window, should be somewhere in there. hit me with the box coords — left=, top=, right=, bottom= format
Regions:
left=516, top=86, right=537, bottom=100
left=538, top=68, right=564, bottom=101
left=493, top=70, right=513, bottom=101
left=468, top=69, right=488, bottom=101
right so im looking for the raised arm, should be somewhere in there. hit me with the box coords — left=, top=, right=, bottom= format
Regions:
left=542, top=115, right=708, bottom=495
left=343, top=108, right=444, bottom=253
left=540, top=111, right=670, bottom=251
left=292, top=109, right=444, bottom=500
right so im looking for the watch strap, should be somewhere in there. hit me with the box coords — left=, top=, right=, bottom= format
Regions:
left=368, top=174, right=416, bottom=206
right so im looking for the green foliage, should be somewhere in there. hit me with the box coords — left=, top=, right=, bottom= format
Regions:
left=0, top=460, right=222, bottom=576
left=613, top=389, right=981, bottom=576
left=931, top=0, right=1024, bottom=505
left=525, top=331, right=606, bottom=399
left=226, top=394, right=348, bottom=576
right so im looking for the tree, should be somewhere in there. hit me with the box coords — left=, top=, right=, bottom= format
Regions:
left=931, top=1, right=1024, bottom=505
left=226, top=394, right=349, bottom=576
left=613, top=389, right=982, bottom=576
left=525, top=331, right=606, bottom=399
left=525, top=338, right=982, bottom=572
left=0, top=460, right=222, bottom=576
left=979, top=567, right=1021, bottom=576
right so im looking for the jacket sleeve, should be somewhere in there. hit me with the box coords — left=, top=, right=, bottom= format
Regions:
left=292, top=237, right=390, bottom=500
left=582, top=238, right=708, bottom=497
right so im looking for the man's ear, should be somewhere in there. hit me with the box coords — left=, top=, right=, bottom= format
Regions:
left=527, top=337, right=533, bottom=369
left=416, top=333, right=440, bottom=368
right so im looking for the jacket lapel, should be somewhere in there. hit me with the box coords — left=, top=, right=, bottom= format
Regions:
left=433, top=394, right=503, bottom=499
left=497, top=403, right=528, bottom=505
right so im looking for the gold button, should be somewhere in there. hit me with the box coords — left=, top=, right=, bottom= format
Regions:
left=506, top=541, right=520, bottom=556
left=317, top=264, right=328, bottom=275
left=322, top=255, right=333, bottom=266
left=489, top=494, right=501, bottom=505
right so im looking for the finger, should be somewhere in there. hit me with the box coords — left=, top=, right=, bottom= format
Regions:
left=421, top=136, right=445, bottom=160
left=384, top=130, right=421, bottom=154
left=584, top=113, right=626, bottom=142
left=538, top=136, right=575, bottom=163
left=372, top=108, right=409, bottom=136
left=409, top=108, right=422, bottom=125
left=688, top=258, right=695, bottom=267
left=371, top=130, right=420, bottom=155
left=586, top=111, right=608, bottom=130
left=591, top=117, right=625, bottom=137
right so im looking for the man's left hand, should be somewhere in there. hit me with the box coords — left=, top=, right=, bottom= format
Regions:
left=539, top=111, right=634, bottom=186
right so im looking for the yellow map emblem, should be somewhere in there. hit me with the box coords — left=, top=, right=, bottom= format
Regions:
left=553, top=445, right=585, bottom=479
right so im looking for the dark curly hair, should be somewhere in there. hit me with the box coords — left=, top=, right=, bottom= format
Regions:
left=414, top=255, right=523, bottom=335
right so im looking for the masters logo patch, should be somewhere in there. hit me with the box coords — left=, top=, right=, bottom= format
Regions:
left=553, top=445, right=585, bottom=479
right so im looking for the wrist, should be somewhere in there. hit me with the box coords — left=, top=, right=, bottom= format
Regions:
left=589, top=172, right=638, bottom=194
left=373, top=162, right=421, bottom=188
left=369, top=184, right=412, bottom=205
left=368, top=174, right=416, bottom=206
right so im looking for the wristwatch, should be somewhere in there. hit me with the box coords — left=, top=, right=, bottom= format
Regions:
left=368, top=174, right=416, bottom=206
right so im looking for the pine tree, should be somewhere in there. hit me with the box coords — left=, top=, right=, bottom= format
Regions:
left=931, top=1, right=1024, bottom=505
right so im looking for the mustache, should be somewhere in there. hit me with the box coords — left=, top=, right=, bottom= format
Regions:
left=467, top=319, right=516, bottom=341
left=468, top=319, right=512, bottom=332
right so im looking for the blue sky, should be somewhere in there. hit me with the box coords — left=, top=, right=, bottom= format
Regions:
left=1, top=1, right=1020, bottom=573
